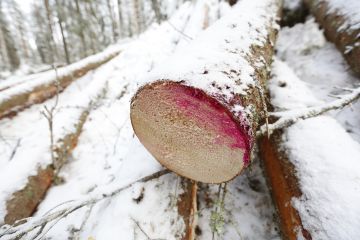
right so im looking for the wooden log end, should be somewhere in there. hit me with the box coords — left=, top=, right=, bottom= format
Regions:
left=130, top=81, right=251, bottom=183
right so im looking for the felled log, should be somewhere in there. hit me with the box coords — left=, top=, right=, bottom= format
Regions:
left=304, top=0, right=360, bottom=75
left=130, top=0, right=281, bottom=183
left=3, top=90, right=105, bottom=225
left=4, top=166, right=54, bottom=225
left=0, top=48, right=121, bottom=120
left=259, top=131, right=312, bottom=240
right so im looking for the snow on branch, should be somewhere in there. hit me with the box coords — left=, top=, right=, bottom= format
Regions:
left=257, top=86, right=360, bottom=137
left=0, top=169, right=170, bottom=240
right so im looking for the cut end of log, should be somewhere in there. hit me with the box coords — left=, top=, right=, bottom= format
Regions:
left=130, top=81, right=250, bottom=183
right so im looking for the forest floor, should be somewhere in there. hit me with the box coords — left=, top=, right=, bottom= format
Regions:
left=0, top=1, right=359, bottom=240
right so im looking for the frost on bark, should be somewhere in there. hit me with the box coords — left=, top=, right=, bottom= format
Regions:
left=304, top=0, right=360, bottom=76
left=130, top=0, right=281, bottom=183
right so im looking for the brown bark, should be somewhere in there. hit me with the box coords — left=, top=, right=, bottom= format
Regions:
left=0, top=51, right=120, bottom=120
left=304, top=0, right=360, bottom=76
left=259, top=131, right=312, bottom=240
left=4, top=166, right=54, bottom=225
left=130, top=0, right=281, bottom=183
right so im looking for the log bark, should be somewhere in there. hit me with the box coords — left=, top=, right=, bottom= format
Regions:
left=130, top=0, right=281, bottom=183
left=0, top=49, right=120, bottom=120
left=304, top=0, right=360, bottom=76
left=259, top=131, right=312, bottom=240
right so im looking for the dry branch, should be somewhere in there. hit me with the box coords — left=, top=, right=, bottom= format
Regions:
left=257, top=86, right=360, bottom=137
left=130, top=0, right=281, bottom=183
left=177, top=179, right=198, bottom=240
left=304, top=0, right=360, bottom=76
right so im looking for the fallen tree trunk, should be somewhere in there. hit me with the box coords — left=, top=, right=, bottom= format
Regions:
left=304, top=0, right=360, bottom=76
left=0, top=47, right=121, bottom=120
left=3, top=88, right=107, bottom=225
left=130, top=0, right=281, bottom=183
left=259, top=131, right=312, bottom=240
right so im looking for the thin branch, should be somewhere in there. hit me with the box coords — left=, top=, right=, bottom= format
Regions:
left=257, top=86, right=360, bottom=138
left=132, top=217, right=166, bottom=240
left=9, top=138, right=21, bottom=161
left=0, top=169, right=171, bottom=239
left=167, top=21, right=193, bottom=41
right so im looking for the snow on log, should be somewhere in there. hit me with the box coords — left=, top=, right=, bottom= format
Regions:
left=259, top=59, right=360, bottom=240
left=304, top=0, right=360, bottom=75
left=3, top=89, right=106, bottom=225
left=130, top=0, right=281, bottom=183
left=0, top=46, right=122, bottom=119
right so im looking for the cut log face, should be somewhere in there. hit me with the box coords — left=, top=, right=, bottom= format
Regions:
left=131, top=82, right=248, bottom=183
left=131, top=0, right=281, bottom=183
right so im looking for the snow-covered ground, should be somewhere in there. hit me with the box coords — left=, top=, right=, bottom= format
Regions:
left=270, top=18, right=360, bottom=240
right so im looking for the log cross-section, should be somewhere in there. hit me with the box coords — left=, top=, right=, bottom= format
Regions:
left=130, top=0, right=281, bottom=183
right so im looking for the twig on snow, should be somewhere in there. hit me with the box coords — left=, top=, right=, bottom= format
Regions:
left=8, top=138, right=21, bottom=161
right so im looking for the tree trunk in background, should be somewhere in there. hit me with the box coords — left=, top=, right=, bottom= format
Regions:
left=151, top=0, right=163, bottom=23
left=75, top=0, right=87, bottom=58
left=117, top=0, right=124, bottom=38
left=0, top=3, right=20, bottom=71
left=55, top=0, right=70, bottom=64
left=133, top=0, right=141, bottom=35
left=107, top=0, right=118, bottom=42
left=44, top=0, right=58, bottom=62
left=130, top=0, right=281, bottom=183
left=0, top=23, right=9, bottom=70
left=304, top=0, right=360, bottom=76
